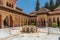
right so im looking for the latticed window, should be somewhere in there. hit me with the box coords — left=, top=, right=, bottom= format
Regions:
left=6, top=2, right=14, bottom=8
left=7, top=2, right=9, bottom=6
left=9, top=3, right=11, bottom=7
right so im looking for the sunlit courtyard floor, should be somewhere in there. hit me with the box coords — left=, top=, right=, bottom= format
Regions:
left=4, top=34, right=60, bottom=40
left=0, top=26, right=60, bottom=40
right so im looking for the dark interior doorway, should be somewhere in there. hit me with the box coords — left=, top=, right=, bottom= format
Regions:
left=4, top=15, right=13, bottom=28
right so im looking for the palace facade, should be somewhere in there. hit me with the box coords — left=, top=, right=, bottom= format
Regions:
left=30, top=7, right=60, bottom=27
left=0, top=0, right=60, bottom=29
left=0, top=0, right=31, bottom=28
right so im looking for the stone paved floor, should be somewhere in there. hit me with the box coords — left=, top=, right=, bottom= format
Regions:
left=0, top=27, right=60, bottom=40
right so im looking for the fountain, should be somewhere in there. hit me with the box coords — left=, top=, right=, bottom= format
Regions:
left=21, top=25, right=38, bottom=33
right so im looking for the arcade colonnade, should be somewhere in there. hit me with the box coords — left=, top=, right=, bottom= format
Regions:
left=30, top=7, right=60, bottom=27
left=36, top=13, right=60, bottom=27
left=0, top=8, right=31, bottom=29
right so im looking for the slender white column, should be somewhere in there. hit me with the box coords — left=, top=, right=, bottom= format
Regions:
left=1, top=16, right=4, bottom=29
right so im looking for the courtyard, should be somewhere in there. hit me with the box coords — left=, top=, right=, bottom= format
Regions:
left=0, top=26, right=60, bottom=40
left=0, top=0, right=60, bottom=40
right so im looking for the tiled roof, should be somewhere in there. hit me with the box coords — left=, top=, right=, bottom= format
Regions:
left=29, top=11, right=37, bottom=16
left=29, top=8, right=50, bottom=16
left=49, top=10, right=60, bottom=14
left=30, top=11, right=37, bottom=14
left=49, top=6, right=60, bottom=14
left=54, top=6, right=60, bottom=10
left=37, top=8, right=50, bottom=13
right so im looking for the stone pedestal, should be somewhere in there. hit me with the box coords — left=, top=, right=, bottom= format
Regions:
left=22, top=26, right=37, bottom=33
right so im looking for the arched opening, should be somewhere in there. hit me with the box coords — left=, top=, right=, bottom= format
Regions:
left=9, top=15, right=13, bottom=27
left=41, top=18, right=46, bottom=27
left=4, top=15, right=13, bottom=28
left=48, top=18, right=52, bottom=27
left=43, top=18, right=46, bottom=27
left=53, top=17, right=55, bottom=23
left=57, top=18, right=60, bottom=27
left=39, top=19, right=40, bottom=26
left=41, top=18, right=43, bottom=26
left=4, top=16, right=8, bottom=27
